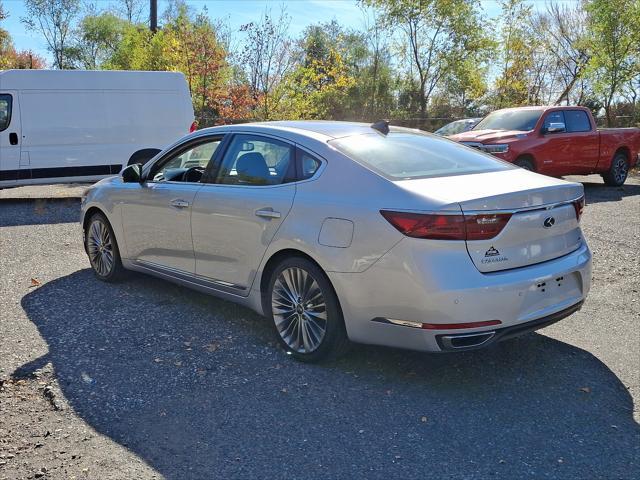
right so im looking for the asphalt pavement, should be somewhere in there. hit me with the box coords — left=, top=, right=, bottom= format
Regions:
left=0, top=176, right=638, bottom=479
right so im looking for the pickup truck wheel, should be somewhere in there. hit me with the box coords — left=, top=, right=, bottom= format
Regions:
left=602, top=153, right=629, bottom=186
left=515, top=158, right=535, bottom=171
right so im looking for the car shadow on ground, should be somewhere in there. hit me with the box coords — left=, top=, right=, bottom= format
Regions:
left=579, top=180, right=640, bottom=205
left=0, top=198, right=80, bottom=227
left=16, top=270, right=639, bottom=478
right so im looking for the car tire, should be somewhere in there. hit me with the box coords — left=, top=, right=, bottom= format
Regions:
left=515, top=158, right=535, bottom=171
left=85, top=212, right=127, bottom=282
left=602, top=153, right=629, bottom=186
left=264, top=257, right=350, bottom=362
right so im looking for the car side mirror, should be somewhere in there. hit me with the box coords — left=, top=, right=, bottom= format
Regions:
left=543, top=122, right=566, bottom=134
left=122, top=163, right=142, bottom=183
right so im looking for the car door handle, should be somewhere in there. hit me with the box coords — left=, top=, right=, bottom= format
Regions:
left=255, top=209, right=281, bottom=219
left=170, top=199, right=190, bottom=208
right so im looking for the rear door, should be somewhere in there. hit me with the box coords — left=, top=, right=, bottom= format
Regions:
left=191, top=133, right=297, bottom=292
left=563, top=109, right=599, bottom=172
left=0, top=92, right=22, bottom=186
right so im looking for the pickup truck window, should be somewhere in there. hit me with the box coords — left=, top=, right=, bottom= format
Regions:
left=543, top=111, right=565, bottom=129
left=474, top=110, right=542, bottom=132
left=564, top=110, right=591, bottom=132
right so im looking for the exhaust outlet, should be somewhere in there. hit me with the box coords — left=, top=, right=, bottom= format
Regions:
left=439, top=331, right=496, bottom=350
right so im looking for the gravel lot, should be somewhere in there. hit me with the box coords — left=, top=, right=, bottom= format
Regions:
left=1, top=175, right=638, bottom=479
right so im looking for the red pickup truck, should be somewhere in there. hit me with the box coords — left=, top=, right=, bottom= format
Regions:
left=449, top=106, right=640, bottom=186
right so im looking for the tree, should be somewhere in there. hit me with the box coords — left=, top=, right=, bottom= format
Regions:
left=115, top=0, right=145, bottom=23
left=494, top=0, right=535, bottom=107
left=1, top=1, right=46, bottom=69
left=164, top=7, right=229, bottom=121
left=364, top=0, right=492, bottom=117
left=531, top=2, right=590, bottom=105
left=21, top=0, right=81, bottom=69
left=73, top=13, right=128, bottom=69
left=239, top=7, right=294, bottom=119
left=275, top=47, right=356, bottom=120
left=585, top=0, right=640, bottom=126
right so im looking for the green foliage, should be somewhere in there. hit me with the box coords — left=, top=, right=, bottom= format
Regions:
left=494, top=0, right=535, bottom=108
left=6, top=0, right=640, bottom=126
left=364, top=0, right=493, bottom=117
left=584, top=0, right=640, bottom=125
left=72, top=13, right=128, bottom=69
left=21, top=0, right=81, bottom=69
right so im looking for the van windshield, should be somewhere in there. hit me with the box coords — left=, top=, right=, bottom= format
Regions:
left=329, top=131, right=514, bottom=180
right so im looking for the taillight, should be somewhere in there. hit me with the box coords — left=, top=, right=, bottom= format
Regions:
left=189, top=121, right=198, bottom=133
left=465, top=213, right=512, bottom=240
left=380, top=211, right=466, bottom=240
left=380, top=210, right=511, bottom=241
left=572, top=195, right=585, bottom=221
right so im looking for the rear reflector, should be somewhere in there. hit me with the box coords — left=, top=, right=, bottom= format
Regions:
left=421, top=320, right=502, bottom=330
left=380, top=210, right=511, bottom=241
left=572, top=195, right=585, bottom=221
left=380, top=317, right=502, bottom=330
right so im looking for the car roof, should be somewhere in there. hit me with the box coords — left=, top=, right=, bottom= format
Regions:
left=197, top=120, right=413, bottom=141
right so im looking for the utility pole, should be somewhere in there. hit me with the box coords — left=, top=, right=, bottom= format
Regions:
left=150, top=0, right=157, bottom=33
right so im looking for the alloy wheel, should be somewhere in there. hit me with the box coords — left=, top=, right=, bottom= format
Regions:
left=87, top=219, right=114, bottom=277
left=614, top=156, right=628, bottom=185
left=271, top=267, right=327, bottom=353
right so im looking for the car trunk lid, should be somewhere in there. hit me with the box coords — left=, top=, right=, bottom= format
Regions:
left=395, top=169, right=584, bottom=272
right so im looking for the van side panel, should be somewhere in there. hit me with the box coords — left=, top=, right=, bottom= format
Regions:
left=0, top=70, right=194, bottom=187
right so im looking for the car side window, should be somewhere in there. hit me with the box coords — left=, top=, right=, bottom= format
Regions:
left=0, top=94, right=12, bottom=131
left=543, top=111, right=565, bottom=130
left=149, top=138, right=221, bottom=183
left=564, top=110, right=591, bottom=132
left=298, top=150, right=321, bottom=180
left=217, top=135, right=295, bottom=186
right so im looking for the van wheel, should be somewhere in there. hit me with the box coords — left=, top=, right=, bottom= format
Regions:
left=85, top=212, right=126, bottom=282
left=264, top=257, right=349, bottom=362
left=515, top=158, right=535, bottom=171
left=602, top=153, right=629, bottom=186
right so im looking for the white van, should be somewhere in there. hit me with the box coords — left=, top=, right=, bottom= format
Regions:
left=0, top=70, right=194, bottom=188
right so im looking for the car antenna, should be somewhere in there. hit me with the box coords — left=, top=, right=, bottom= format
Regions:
left=371, top=119, right=390, bottom=135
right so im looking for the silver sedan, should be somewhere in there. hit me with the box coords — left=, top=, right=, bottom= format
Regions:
left=81, top=121, right=592, bottom=362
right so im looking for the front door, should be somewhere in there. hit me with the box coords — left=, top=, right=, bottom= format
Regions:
left=191, top=133, right=297, bottom=291
left=0, top=92, right=22, bottom=186
left=538, top=111, right=573, bottom=176
left=120, top=137, right=222, bottom=273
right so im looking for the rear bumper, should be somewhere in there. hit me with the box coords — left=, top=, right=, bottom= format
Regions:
left=435, top=300, right=583, bottom=351
left=328, top=239, right=591, bottom=353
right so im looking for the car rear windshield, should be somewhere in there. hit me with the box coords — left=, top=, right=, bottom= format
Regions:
left=329, top=131, right=514, bottom=180
left=474, top=109, right=543, bottom=131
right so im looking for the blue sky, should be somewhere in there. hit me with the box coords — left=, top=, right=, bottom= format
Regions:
left=2, top=0, right=556, bottom=64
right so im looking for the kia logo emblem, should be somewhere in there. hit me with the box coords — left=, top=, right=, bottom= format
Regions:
left=543, top=217, right=556, bottom=228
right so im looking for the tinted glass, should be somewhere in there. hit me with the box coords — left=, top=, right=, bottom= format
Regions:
left=435, top=120, right=466, bottom=136
left=151, top=139, right=220, bottom=182
left=218, top=135, right=294, bottom=186
left=474, top=110, right=542, bottom=131
left=299, top=151, right=321, bottom=179
left=0, top=94, right=12, bottom=131
left=564, top=110, right=591, bottom=132
left=543, top=111, right=565, bottom=129
left=330, top=131, right=514, bottom=180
